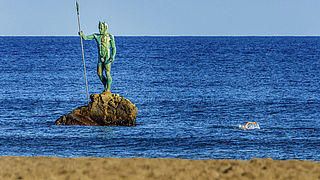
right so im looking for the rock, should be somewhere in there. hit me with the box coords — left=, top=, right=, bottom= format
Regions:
left=55, top=92, right=138, bottom=126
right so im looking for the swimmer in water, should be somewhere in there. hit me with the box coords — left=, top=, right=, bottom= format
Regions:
left=239, top=122, right=260, bottom=130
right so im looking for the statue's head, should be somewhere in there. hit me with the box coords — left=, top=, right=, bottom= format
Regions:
left=99, top=21, right=108, bottom=34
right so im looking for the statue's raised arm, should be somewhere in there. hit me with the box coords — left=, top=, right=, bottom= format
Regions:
left=79, top=31, right=95, bottom=40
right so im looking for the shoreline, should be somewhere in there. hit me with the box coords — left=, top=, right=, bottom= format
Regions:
left=0, top=157, right=318, bottom=179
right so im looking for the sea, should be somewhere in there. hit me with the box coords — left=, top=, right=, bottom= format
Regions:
left=0, top=36, right=319, bottom=160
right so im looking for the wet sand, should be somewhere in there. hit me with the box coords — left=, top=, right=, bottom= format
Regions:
left=0, top=157, right=318, bottom=180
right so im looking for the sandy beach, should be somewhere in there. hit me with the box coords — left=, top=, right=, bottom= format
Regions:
left=0, top=157, right=318, bottom=180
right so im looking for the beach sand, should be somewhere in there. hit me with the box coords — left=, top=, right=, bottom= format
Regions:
left=0, top=157, right=318, bottom=180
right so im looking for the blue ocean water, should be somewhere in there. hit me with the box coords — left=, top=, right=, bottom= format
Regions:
left=0, top=36, right=319, bottom=160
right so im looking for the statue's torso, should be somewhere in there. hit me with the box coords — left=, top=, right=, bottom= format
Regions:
left=94, top=34, right=111, bottom=60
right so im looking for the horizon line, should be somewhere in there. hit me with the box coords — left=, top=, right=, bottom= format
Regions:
left=0, top=34, right=320, bottom=37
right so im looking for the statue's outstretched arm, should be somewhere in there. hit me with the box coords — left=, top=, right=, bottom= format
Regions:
left=79, top=31, right=95, bottom=40
left=110, top=35, right=116, bottom=60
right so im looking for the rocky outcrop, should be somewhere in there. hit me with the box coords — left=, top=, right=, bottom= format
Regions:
left=55, top=92, right=138, bottom=126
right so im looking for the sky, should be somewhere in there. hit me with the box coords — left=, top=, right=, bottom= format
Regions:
left=0, top=0, right=319, bottom=36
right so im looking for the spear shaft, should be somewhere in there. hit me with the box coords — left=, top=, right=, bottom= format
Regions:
left=76, top=1, right=90, bottom=104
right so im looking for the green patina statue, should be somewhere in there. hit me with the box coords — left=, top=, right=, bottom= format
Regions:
left=79, top=21, right=116, bottom=92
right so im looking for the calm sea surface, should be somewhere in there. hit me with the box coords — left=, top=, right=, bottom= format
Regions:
left=0, top=36, right=319, bottom=160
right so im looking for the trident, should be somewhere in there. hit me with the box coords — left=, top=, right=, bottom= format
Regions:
left=76, top=1, right=89, bottom=104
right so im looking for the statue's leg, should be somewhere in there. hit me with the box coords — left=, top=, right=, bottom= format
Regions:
left=97, top=61, right=107, bottom=90
left=105, top=63, right=112, bottom=92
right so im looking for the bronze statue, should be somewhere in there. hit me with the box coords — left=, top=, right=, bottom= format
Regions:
left=79, top=22, right=116, bottom=92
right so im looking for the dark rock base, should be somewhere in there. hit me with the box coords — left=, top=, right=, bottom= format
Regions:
left=55, top=92, right=138, bottom=126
